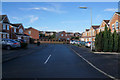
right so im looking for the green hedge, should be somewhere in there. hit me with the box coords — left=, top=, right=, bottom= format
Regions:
left=95, top=25, right=120, bottom=52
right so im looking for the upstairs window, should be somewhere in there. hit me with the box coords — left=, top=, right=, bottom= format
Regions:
left=28, top=31, right=31, bottom=35
left=116, top=22, right=118, bottom=30
left=61, top=34, right=63, bottom=36
left=112, top=24, right=114, bottom=31
left=7, top=25, right=9, bottom=30
left=65, top=34, right=67, bottom=36
left=3, top=24, right=6, bottom=30
left=19, top=28, right=23, bottom=33
left=14, top=28, right=16, bottom=33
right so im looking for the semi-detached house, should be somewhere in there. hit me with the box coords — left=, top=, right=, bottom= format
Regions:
left=0, top=15, right=30, bottom=43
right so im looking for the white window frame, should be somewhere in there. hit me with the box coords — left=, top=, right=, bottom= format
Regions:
left=3, top=24, right=6, bottom=30
left=14, top=27, right=16, bottom=33
left=28, top=31, right=31, bottom=35
left=116, top=22, right=118, bottom=30
left=65, top=34, right=67, bottom=36
left=7, top=25, right=9, bottom=30
left=3, top=34, right=6, bottom=38
left=7, top=34, right=9, bottom=38
left=19, top=28, right=23, bottom=33
left=112, top=24, right=114, bottom=31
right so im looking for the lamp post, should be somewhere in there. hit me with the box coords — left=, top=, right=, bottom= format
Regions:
left=79, top=7, right=93, bottom=50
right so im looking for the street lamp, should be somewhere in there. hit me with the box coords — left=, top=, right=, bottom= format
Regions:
left=79, top=6, right=93, bottom=50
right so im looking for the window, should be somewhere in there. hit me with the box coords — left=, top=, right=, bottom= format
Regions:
left=7, top=25, right=9, bottom=30
left=7, top=34, right=9, bottom=38
left=65, top=34, right=67, bottom=36
left=67, top=38, right=69, bottom=40
left=3, top=24, right=6, bottom=30
left=28, top=31, right=31, bottom=35
left=14, top=28, right=16, bottom=33
left=19, top=28, right=23, bottom=33
left=116, top=22, right=118, bottom=30
left=3, top=34, right=6, bottom=38
left=0, top=34, right=1, bottom=39
left=112, top=24, right=114, bottom=31
left=61, top=34, right=63, bottom=36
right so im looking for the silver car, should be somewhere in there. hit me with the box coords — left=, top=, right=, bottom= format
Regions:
left=2, top=38, right=21, bottom=50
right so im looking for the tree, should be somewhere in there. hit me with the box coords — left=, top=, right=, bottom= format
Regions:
left=95, top=31, right=103, bottom=51
left=108, top=29, right=113, bottom=52
left=113, top=30, right=118, bottom=52
left=103, top=25, right=109, bottom=52
left=118, top=34, right=120, bottom=52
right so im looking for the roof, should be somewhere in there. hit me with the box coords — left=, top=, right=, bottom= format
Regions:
left=11, top=23, right=22, bottom=27
left=92, top=25, right=100, bottom=29
left=103, top=20, right=110, bottom=24
left=0, top=15, right=10, bottom=23
left=116, top=12, right=120, bottom=15
left=0, top=15, right=7, bottom=21
left=86, top=29, right=90, bottom=31
left=25, top=27, right=39, bottom=31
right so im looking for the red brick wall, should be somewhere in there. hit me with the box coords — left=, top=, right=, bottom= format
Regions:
left=109, top=13, right=120, bottom=33
left=24, top=28, right=39, bottom=39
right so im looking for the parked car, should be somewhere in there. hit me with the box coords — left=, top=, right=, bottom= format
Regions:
left=85, top=41, right=95, bottom=48
left=15, top=39, right=26, bottom=43
left=80, top=41, right=86, bottom=46
left=70, top=40, right=75, bottom=44
left=15, top=39, right=28, bottom=48
left=2, top=39, right=21, bottom=50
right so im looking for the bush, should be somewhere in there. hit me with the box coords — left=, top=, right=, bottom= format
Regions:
left=21, top=43, right=28, bottom=48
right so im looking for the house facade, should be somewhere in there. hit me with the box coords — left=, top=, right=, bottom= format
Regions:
left=0, top=15, right=29, bottom=43
left=24, top=27, right=39, bottom=40
left=56, top=31, right=70, bottom=41
left=0, top=15, right=11, bottom=39
left=109, top=12, right=120, bottom=33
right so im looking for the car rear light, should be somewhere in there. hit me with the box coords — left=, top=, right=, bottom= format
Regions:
left=14, top=43, right=18, bottom=44
left=89, top=42, right=91, bottom=44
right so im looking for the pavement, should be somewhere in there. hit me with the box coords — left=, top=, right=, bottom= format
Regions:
left=2, top=44, right=119, bottom=79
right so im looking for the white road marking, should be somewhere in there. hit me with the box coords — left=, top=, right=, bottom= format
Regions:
left=44, top=54, right=51, bottom=64
left=69, top=47, right=117, bottom=80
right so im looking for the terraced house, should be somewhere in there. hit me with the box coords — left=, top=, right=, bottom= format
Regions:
left=81, top=25, right=100, bottom=42
left=0, top=15, right=30, bottom=42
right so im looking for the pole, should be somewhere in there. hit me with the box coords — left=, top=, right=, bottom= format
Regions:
left=90, top=8, right=92, bottom=50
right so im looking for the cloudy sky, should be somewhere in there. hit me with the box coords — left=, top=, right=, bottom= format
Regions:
left=2, top=2, right=118, bottom=33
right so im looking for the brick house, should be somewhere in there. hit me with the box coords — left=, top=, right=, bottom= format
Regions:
left=0, top=15, right=29, bottom=43
left=109, top=12, right=120, bottom=33
left=89, top=25, right=100, bottom=41
left=56, top=31, right=70, bottom=41
left=98, top=20, right=110, bottom=33
left=24, top=27, right=39, bottom=40
left=10, top=23, right=30, bottom=43
left=0, top=15, right=11, bottom=39
left=45, top=31, right=56, bottom=36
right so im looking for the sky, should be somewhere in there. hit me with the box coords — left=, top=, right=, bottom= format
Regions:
left=2, top=2, right=118, bottom=33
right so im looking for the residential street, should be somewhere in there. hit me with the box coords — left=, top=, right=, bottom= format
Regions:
left=2, top=44, right=119, bottom=79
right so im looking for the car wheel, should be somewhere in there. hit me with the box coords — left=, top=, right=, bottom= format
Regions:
left=6, top=46, right=11, bottom=50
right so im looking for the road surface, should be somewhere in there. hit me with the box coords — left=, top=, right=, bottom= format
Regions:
left=3, top=44, right=112, bottom=79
